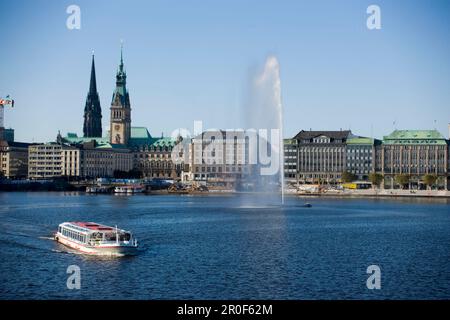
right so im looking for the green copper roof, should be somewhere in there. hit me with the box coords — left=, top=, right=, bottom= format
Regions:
left=131, top=127, right=152, bottom=139
left=129, top=127, right=154, bottom=146
left=152, top=137, right=176, bottom=148
left=130, top=136, right=177, bottom=148
left=347, top=137, right=374, bottom=145
left=129, top=127, right=176, bottom=148
left=95, top=143, right=129, bottom=149
left=284, top=139, right=297, bottom=145
left=383, top=130, right=446, bottom=145
left=64, top=127, right=176, bottom=149
left=62, top=133, right=126, bottom=149
left=63, top=133, right=110, bottom=145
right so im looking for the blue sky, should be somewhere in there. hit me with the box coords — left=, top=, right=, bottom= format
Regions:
left=1, top=0, right=449, bottom=142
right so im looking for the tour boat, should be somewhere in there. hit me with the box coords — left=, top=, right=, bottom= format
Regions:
left=86, top=186, right=111, bottom=193
left=114, top=185, right=144, bottom=194
left=54, top=222, right=139, bottom=256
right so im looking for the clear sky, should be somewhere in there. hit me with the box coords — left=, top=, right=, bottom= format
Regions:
left=1, top=0, right=449, bottom=143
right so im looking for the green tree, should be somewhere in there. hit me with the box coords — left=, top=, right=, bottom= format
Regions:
left=394, top=174, right=410, bottom=189
left=341, top=171, right=357, bottom=183
left=422, top=174, right=437, bottom=190
left=369, top=173, right=383, bottom=188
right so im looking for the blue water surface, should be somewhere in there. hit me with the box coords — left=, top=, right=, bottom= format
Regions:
left=0, top=192, right=449, bottom=299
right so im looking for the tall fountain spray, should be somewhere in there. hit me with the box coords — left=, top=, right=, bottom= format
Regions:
left=243, top=56, right=285, bottom=205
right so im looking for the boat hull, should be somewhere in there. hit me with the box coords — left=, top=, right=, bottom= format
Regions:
left=55, top=235, right=138, bottom=256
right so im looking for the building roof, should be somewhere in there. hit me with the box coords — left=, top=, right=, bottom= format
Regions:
left=151, top=137, right=177, bottom=148
left=131, top=127, right=152, bottom=139
left=294, top=130, right=352, bottom=141
left=0, top=140, right=34, bottom=149
left=62, top=133, right=128, bottom=150
left=383, top=130, right=447, bottom=145
left=347, top=137, right=375, bottom=145
left=128, top=127, right=177, bottom=148
left=63, top=133, right=110, bottom=145
left=283, top=138, right=297, bottom=145
left=129, top=127, right=153, bottom=145
left=63, top=127, right=177, bottom=149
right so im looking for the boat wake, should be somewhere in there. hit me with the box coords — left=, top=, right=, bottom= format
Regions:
left=0, top=237, right=53, bottom=253
left=39, top=236, right=55, bottom=240
left=234, top=205, right=281, bottom=209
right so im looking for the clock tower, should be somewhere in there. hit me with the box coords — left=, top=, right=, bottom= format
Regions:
left=110, top=44, right=131, bottom=145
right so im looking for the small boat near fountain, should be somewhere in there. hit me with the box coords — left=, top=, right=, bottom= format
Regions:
left=114, top=185, right=144, bottom=194
left=86, top=186, right=111, bottom=194
left=303, top=203, right=312, bottom=208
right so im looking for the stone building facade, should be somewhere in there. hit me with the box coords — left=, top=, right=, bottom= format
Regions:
left=294, top=130, right=353, bottom=184
left=376, top=130, right=448, bottom=189
left=28, top=143, right=65, bottom=179
left=0, top=140, right=31, bottom=178
left=346, top=137, right=380, bottom=180
left=28, top=141, right=132, bottom=179
left=129, top=127, right=181, bottom=179
left=189, top=130, right=252, bottom=186
left=284, top=138, right=298, bottom=184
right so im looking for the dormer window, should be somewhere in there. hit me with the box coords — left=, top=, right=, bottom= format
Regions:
left=313, top=135, right=330, bottom=144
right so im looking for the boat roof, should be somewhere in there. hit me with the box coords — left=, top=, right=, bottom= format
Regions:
left=61, top=222, right=124, bottom=233
left=73, top=222, right=115, bottom=230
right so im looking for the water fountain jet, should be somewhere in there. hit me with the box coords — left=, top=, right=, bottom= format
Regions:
left=240, top=56, right=285, bottom=206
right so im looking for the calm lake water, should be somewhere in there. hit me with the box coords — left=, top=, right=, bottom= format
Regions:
left=0, top=192, right=449, bottom=299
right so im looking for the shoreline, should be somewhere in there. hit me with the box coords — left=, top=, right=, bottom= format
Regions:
left=1, top=188, right=449, bottom=199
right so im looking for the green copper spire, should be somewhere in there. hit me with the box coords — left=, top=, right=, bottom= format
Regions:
left=111, top=42, right=130, bottom=108
left=118, top=40, right=125, bottom=75
left=120, top=41, right=123, bottom=68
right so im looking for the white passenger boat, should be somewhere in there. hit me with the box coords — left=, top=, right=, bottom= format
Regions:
left=86, top=186, right=111, bottom=193
left=54, top=222, right=138, bottom=256
left=114, top=185, right=144, bottom=194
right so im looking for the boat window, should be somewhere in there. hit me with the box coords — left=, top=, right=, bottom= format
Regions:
left=91, top=232, right=103, bottom=240
left=120, top=233, right=131, bottom=241
left=104, top=233, right=116, bottom=241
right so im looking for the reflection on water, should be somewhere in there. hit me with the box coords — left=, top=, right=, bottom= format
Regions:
left=0, top=192, right=449, bottom=299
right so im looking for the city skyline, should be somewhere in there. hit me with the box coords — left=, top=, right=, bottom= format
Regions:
left=1, top=0, right=450, bottom=143
left=1, top=1, right=450, bottom=304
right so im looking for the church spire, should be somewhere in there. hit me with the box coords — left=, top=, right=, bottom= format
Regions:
left=89, top=54, right=97, bottom=94
left=83, top=52, right=102, bottom=138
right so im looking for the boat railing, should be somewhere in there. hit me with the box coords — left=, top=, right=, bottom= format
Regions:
left=88, top=239, right=137, bottom=247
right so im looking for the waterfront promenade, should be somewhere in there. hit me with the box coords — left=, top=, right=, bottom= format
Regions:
left=289, top=189, right=450, bottom=198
